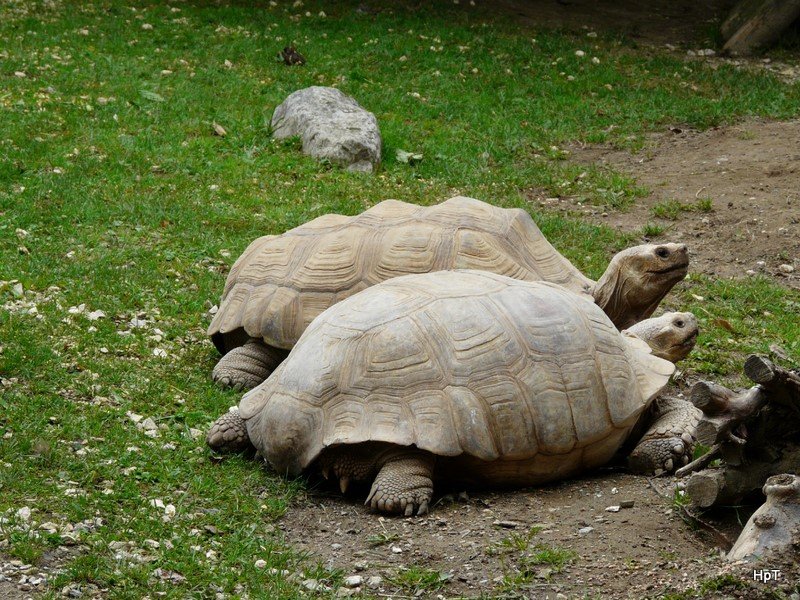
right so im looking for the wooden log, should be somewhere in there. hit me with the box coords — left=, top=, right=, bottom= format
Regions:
left=745, top=355, right=800, bottom=400
left=686, top=445, right=800, bottom=508
left=723, top=0, right=800, bottom=56
left=690, top=382, right=768, bottom=446
left=721, top=0, right=765, bottom=41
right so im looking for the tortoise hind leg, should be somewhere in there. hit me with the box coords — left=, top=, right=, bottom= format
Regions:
left=206, top=410, right=253, bottom=453
left=212, top=339, right=288, bottom=391
left=365, top=450, right=435, bottom=516
left=627, top=397, right=701, bottom=475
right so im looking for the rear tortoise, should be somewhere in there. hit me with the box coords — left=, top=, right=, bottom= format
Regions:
left=209, top=196, right=689, bottom=391
left=207, top=271, right=695, bottom=514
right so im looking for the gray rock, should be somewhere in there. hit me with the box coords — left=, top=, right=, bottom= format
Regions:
left=271, top=86, right=381, bottom=173
left=343, top=575, right=363, bottom=588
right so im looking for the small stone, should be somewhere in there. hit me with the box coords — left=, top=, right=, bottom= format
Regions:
left=578, top=526, right=594, bottom=534
left=493, top=520, right=519, bottom=528
left=575, top=50, right=585, bottom=57
left=302, top=579, right=321, bottom=591
left=331, top=543, right=342, bottom=550
left=343, top=575, right=363, bottom=588
left=605, top=505, right=621, bottom=513
left=778, top=264, right=794, bottom=274
left=366, top=575, right=383, bottom=589
left=16, top=506, right=31, bottom=521
left=141, top=418, right=158, bottom=431
left=254, top=559, right=267, bottom=569
left=620, top=500, right=635, bottom=509
left=390, top=545, right=403, bottom=554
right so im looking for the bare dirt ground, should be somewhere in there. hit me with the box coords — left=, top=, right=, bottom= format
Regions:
left=281, top=467, right=798, bottom=599
left=494, top=0, right=735, bottom=46
left=548, top=119, right=800, bottom=286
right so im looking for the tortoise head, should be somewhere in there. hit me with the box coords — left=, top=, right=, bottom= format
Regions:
left=593, top=243, right=689, bottom=329
left=624, top=311, right=698, bottom=363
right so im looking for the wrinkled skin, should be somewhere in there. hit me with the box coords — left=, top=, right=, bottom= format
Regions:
left=594, top=243, right=689, bottom=330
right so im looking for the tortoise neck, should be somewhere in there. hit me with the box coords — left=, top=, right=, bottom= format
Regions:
left=593, top=264, right=634, bottom=329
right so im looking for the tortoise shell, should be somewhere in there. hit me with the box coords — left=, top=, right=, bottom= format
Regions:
left=239, top=271, right=673, bottom=485
left=208, top=197, right=594, bottom=353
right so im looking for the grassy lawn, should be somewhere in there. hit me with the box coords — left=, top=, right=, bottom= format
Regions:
left=1, top=0, right=798, bottom=597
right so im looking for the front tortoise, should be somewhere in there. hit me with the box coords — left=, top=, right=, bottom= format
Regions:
left=207, top=270, right=695, bottom=514
left=208, top=196, right=689, bottom=391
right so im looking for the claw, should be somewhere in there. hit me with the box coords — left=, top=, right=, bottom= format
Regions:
left=321, top=466, right=331, bottom=480
left=339, top=476, right=350, bottom=494
left=404, top=504, right=414, bottom=516
left=417, top=500, right=429, bottom=515
left=672, top=443, right=684, bottom=455
left=365, top=484, right=377, bottom=506
left=664, top=458, right=674, bottom=472
left=681, top=432, right=694, bottom=445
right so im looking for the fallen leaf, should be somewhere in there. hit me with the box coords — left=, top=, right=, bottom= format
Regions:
left=396, top=149, right=423, bottom=165
left=212, top=122, right=227, bottom=137
left=140, top=90, right=165, bottom=103
left=711, top=318, right=736, bottom=333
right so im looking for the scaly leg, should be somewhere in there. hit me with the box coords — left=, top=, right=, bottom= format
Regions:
left=365, top=450, right=435, bottom=516
left=628, top=397, right=701, bottom=475
left=206, top=410, right=252, bottom=453
left=212, top=339, right=287, bottom=391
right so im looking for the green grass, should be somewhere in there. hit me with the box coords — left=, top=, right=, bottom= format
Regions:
left=1, top=0, right=799, bottom=597
left=651, top=197, right=714, bottom=220
left=388, top=566, right=450, bottom=594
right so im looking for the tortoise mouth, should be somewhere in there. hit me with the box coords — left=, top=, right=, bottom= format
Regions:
left=674, top=331, right=698, bottom=349
left=649, top=260, right=689, bottom=276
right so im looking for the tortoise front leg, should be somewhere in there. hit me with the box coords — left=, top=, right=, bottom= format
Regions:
left=627, top=397, right=701, bottom=475
left=366, top=450, right=435, bottom=516
left=206, top=410, right=253, bottom=453
left=212, top=338, right=288, bottom=391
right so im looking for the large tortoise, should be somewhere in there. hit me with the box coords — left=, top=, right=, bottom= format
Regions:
left=207, top=271, right=695, bottom=514
left=209, top=196, right=689, bottom=391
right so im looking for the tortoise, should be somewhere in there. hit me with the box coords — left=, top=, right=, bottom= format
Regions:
left=207, top=270, right=697, bottom=514
left=208, top=196, right=689, bottom=391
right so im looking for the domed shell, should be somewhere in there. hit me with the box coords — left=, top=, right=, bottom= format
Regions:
left=239, top=271, right=674, bottom=480
left=208, top=197, right=593, bottom=353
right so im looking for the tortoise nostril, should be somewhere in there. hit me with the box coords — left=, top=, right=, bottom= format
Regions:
left=656, top=247, right=669, bottom=259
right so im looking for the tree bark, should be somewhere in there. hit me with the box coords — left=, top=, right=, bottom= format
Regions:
left=685, top=446, right=800, bottom=508
left=722, top=0, right=800, bottom=56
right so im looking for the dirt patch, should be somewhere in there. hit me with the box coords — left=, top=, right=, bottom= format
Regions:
left=493, top=0, right=735, bottom=46
left=558, top=119, right=800, bottom=286
left=279, top=470, right=796, bottom=598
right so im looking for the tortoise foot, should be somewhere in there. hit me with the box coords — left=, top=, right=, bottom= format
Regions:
left=365, top=451, right=434, bottom=516
left=206, top=410, right=253, bottom=453
left=212, top=339, right=286, bottom=391
left=628, top=397, right=701, bottom=475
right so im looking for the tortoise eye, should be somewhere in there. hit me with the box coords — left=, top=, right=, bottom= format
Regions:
left=655, top=247, right=669, bottom=258
left=674, top=319, right=685, bottom=328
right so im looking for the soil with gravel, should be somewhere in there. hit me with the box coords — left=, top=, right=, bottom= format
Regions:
left=280, top=466, right=797, bottom=598
left=552, top=119, right=799, bottom=287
